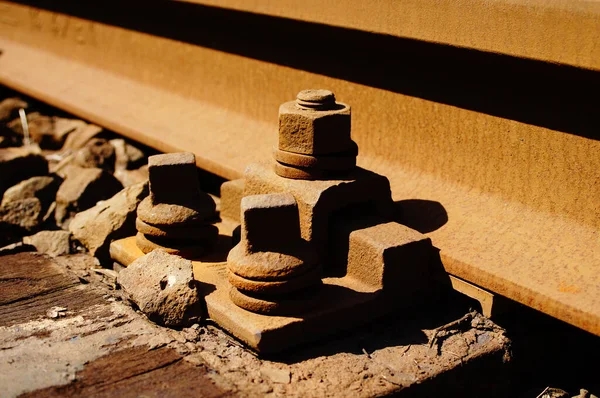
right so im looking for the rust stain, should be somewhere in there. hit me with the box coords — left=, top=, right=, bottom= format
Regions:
left=558, top=283, right=581, bottom=294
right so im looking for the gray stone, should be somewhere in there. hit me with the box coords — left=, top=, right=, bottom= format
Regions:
left=1, top=175, right=62, bottom=209
left=61, top=124, right=103, bottom=151
left=0, top=198, right=43, bottom=246
left=114, top=165, right=148, bottom=188
left=7, top=114, right=84, bottom=149
left=0, top=98, right=27, bottom=123
left=0, top=197, right=43, bottom=231
left=49, top=153, right=76, bottom=177
left=0, top=145, right=48, bottom=198
left=48, top=118, right=88, bottom=149
left=0, top=241, right=35, bottom=255
left=69, top=182, right=148, bottom=260
left=118, top=249, right=203, bottom=327
left=110, top=138, right=146, bottom=170
left=55, top=165, right=123, bottom=226
left=23, top=230, right=72, bottom=257
left=0, top=98, right=28, bottom=147
left=74, top=138, right=116, bottom=171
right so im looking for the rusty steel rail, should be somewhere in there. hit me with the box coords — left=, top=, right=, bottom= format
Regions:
left=179, top=0, right=600, bottom=71
left=0, top=0, right=598, bottom=335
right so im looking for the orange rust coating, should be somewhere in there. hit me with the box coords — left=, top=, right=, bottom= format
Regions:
left=0, top=2, right=598, bottom=335
left=219, top=179, right=244, bottom=223
left=345, top=222, right=433, bottom=293
left=0, top=3, right=596, bottom=229
left=178, top=0, right=600, bottom=71
left=109, top=212, right=440, bottom=353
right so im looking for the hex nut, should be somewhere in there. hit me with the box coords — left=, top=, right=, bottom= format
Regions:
left=278, top=100, right=352, bottom=155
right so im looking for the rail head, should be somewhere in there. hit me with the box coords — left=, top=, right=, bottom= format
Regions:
left=178, top=0, right=600, bottom=71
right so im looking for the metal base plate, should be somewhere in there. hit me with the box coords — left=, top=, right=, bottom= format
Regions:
left=110, top=218, right=433, bottom=353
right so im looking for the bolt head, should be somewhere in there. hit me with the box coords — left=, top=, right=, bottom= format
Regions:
left=148, top=152, right=200, bottom=204
left=240, top=193, right=301, bottom=253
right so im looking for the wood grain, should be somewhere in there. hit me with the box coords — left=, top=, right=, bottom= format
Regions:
left=0, top=253, right=105, bottom=327
left=22, top=347, right=227, bottom=398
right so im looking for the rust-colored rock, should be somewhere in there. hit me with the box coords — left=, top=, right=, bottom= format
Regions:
left=8, top=114, right=86, bottom=149
left=23, top=230, right=72, bottom=257
left=118, top=249, right=204, bottom=327
left=114, top=165, right=149, bottom=188
left=74, top=138, right=116, bottom=171
left=0, top=145, right=48, bottom=198
left=55, top=165, right=123, bottom=226
left=0, top=197, right=42, bottom=229
left=110, top=138, right=146, bottom=170
left=61, top=123, right=103, bottom=151
left=0, top=97, right=27, bottom=123
left=44, top=117, right=88, bottom=149
left=69, top=182, right=148, bottom=260
left=1, top=175, right=62, bottom=210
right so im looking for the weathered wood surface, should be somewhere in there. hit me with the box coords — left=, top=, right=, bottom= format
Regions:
left=0, top=254, right=102, bottom=327
left=0, top=253, right=226, bottom=397
left=0, top=252, right=512, bottom=397
left=21, top=347, right=226, bottom=398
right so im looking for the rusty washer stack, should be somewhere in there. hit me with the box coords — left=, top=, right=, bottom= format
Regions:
left=135, top=152, right=218, bottom=258
left=274, top=89, right=357, bottom=180
left=227, top=193, right=322, bottom=315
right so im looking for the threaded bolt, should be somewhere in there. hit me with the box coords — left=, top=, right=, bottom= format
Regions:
left=296, top=89, right=336, bottom=110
